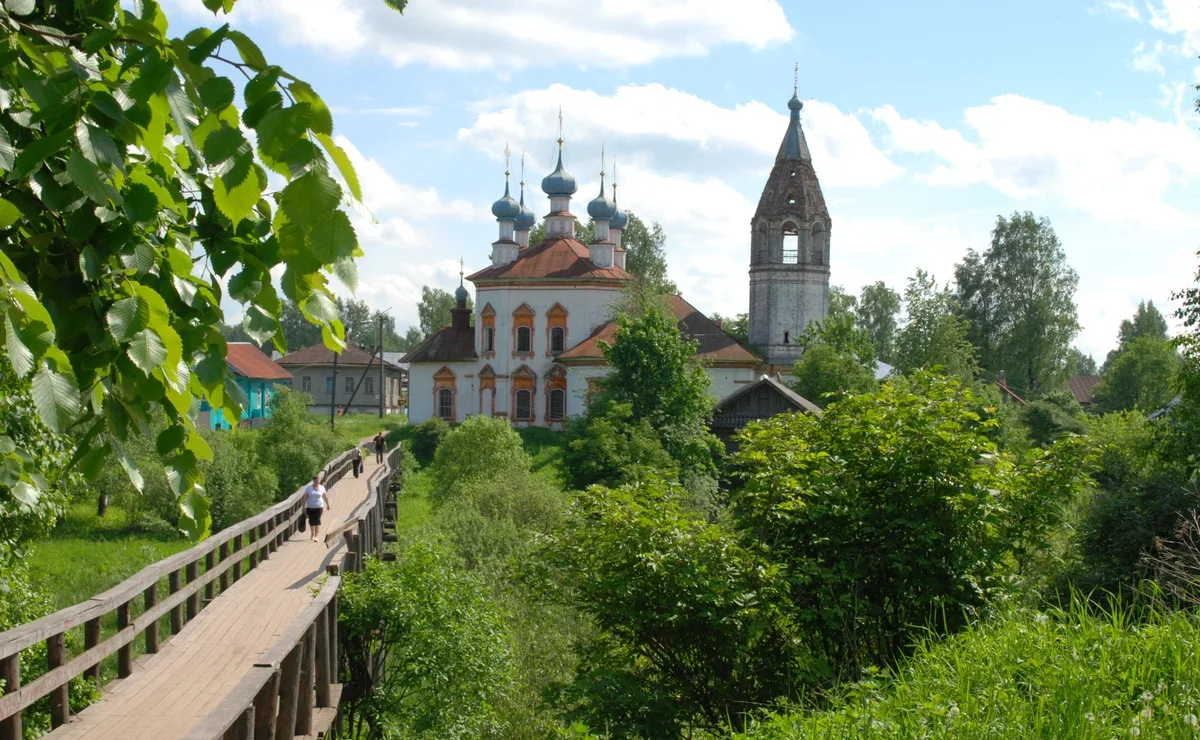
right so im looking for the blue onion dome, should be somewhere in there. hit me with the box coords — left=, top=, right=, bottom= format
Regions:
left=541, top=149, right=577, bottom=197
left=788, top=92, right=803, bottom=112
left=455, top=282, right=469, bottom=304
left=587, top=179, right=617, bottom=220
left=491, top=182, right=520, bottom=220
left=610, top=206, right=628, bottom=230
left=516, top=188, right=535, bottom=230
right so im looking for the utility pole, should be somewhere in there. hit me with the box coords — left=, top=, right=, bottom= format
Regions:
left=378, top=314, right=385, bottom=419
left=329, top=350, right=338, bottom=431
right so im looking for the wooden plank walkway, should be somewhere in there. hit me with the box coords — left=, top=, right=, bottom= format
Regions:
left=46, top=457, right=380, bottom=740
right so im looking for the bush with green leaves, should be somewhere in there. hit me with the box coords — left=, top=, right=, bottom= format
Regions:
left=201, top=428, right=278, bottom=531
left=257, top=387, right=347, bottom=497
left=338, top=540, right=512, bottom=739
left=1021, top=391, right=1088, bottom=447
left=410, top=417, right=450, bottom=467
left=732, top=372, right=1093, bottom=674
left=562, top=399, right=677, bottom=490
left=429, top=415, right=531, bottom=505
left=531, top=479, right=803, bottom=737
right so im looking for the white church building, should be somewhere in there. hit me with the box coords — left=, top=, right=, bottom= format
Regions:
left=402, top=87, right=830, bottom=429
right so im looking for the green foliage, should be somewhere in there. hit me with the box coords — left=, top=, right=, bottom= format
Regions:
left=711, top=312, right=750, bottom=342
left=600, top=304, right=720, bottom=476
left=1171, top=250, right=1200, bottom=465
left=1066, top=347, right=1098, bottom=376
left=339, top=542, right=513, bottom=739
left=789, top=343, right=876, bottom=401
left=741, top=604, right=1200, bottom=739
left=256, top=387, right=344, bottom=496
left=954, top=212, right=1080, bottom=396
left=201, top=428, right=277, bottom=531
left=894, top=268, right=978, bottom=380
left=1105, top=299, right=1169, bottom=371
left=619, top=212, right=677, bottom=293
left=0, top=0, right=366, bottom=538
left=532, top=479, right=803, bottom=736
left=562, top=400, right=677, bottom=490
left=857, top=280, right=901, bottom=364
left=733, top=373, right=1092, bottom=673
left=1021, top=390, right=1089, bottom=447
left=410, top=417, right=450, bottom=467
left=429, top=415, right=531, bottom=505
left=1095, top=335, right=1179, bottom=413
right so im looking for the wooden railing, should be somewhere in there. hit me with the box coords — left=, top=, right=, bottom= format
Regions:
left=0, top=448, right=359, bottom=740
left=182, top=443, right=403, bottom=740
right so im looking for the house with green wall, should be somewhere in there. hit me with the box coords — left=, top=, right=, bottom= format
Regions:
left=198, top=342, right=294, bottom=430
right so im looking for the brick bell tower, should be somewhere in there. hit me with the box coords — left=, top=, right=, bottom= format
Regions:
left=748, top=72, right=831, bottom=371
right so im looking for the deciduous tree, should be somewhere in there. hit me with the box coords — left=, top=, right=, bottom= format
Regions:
left=955, top=212, right=1079, bottom=396
left=858, top=281, right=901, bottom=364
left=620, top=212, right=676, bottom=293
left=895, top=269, right=977, bottom=380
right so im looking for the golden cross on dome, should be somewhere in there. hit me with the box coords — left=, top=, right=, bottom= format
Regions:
left=459, top=256, right=464, bottom=282
left=793, top=62, right=798, bottom=95
left=519, top=153, right=525, bottom=187
left=503, top=143, right=511, bottom=179
left=557, top=107, right=564, bottom=147
left=600, top=142, right=606, bottom=179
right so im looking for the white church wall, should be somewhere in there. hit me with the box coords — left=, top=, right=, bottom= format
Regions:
left=406, top=361, right=479, bottom=425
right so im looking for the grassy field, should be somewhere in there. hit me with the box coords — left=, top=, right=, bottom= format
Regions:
left=311, top=412, right=407, bottom=442
left=27, top=503, right=190, bottom=609
left=740, top=603, right=1200, bottom=739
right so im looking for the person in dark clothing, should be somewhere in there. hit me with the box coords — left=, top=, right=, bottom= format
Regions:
left=351, top=446, right=362, bottom=478
left=373, top=431, right=386, bottom=464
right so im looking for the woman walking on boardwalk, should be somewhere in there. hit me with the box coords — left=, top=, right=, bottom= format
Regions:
left=305, top=473, right=331, bottom=542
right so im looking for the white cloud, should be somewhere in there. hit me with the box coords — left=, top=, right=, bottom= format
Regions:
left=457, top=83, right=902, bottom=189
left=1146, top=0, right=1200, bottom=54
left=871, top=95, right=1200, bottom=229
left=166, top=0, right=792, bottom=71
left=1132, top=40, right=1172, bottom=74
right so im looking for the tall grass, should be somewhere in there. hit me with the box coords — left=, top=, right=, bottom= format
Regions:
left=312, top=412, right=406, bottom=442
left=740, top=602, right=1200, bottom=739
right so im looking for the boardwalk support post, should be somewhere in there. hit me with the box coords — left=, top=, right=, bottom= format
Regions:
left=233, top=534, right=243, bottom=582
left=0, top=654, right=20, bottom=740
left=205, top=551, right=216, bottom=602
left=186, top=561, right=200, bottom=620
left=253, top=669, right=280, bottom=739
left=275, top=642, right=303, bottom=740
left=145, top=583, right=160, bottom=653
left=117, top=599, right=133, bottom=677
left=219, top=541, right=230, bottom=592
left=83, top=617, right=101, bottom=680
left=169, top=569, right=184, bottom=634
left=47, top=632, right=67, bottom=728
left=295, top=624, right=316, bottom=735
left=315, top=606, right=331, bottom=707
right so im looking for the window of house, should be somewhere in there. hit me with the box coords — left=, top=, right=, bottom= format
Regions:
left=301, top=376, right=312, bottom=393
left=548, top=388, right=565, bottom=420
left=516, top=326, right=532, bottom=353
left=345, top=375, right=355, bottom=394
left=515, top=389, right=532, bottom=420
left=550, top=326, right=565, bottom=354
left=484, top=327, right=494, bottom=352
left=325, top=376, right=334, bottom=394
left=437, top=388, right=453, bottom=420
left=365, top=377, right=374, bottom=395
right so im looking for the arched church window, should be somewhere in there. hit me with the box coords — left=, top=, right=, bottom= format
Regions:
left=812, top=223, right=828, bottom=266
left=784, top=331, right=790, bottom=344
left=782, top=221, right=799, bottom=265
left=515, top=389, right=533, bottom=421
left=484, top=327, right=494, bottom=352
left=548, top=389, right=565, bottom=420
left=550, top=326, right=565, bottom=353
left=437, top=388, right=453, bottom=420
left=517, top=326, right=531, bottom=353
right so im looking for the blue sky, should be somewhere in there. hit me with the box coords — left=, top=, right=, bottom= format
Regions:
left=165, top=0, right=1200, bottom=361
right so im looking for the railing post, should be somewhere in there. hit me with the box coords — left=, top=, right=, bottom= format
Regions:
left=219, top=541, right=230, bottom=592
left=233, top=534, right=243, bottom=582
left=275, top=642, right=303, bottom=740
left=169, top=570, right=183, bottom=634
left=47, top=632, right=68, bottom=727
left=295, top=624, right=316, bottom=735
left=225, top=705, right=254, bottom=740
left=145, top=583, right=159, bottom=653
left=186, top=561, right=200, bottom=620
left=205, top=551, right=216, bottom=602
left=117, top=599, right=133, bottom=677
left=329, top=593, right=339, bottom=684
left=83, top=617, right=101, bottom=680
left=316, top=607, right=331, bottom=707
left=258, top=522, right=269, bottom=563
left=249, top=527, right=259, bottom=570
left=253, top=669, right=280, bottom=739
left=0, top=654, right=21, bottom=740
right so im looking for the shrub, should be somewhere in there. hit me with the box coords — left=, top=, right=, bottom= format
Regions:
left=410, top=418, right=450, bottom=467
left=339, top=539, right=512, bottom=738
left=1021, top=392, right=1088, bottom=447
left=531, top=479, right=802, bottom=737
left=201, top=429, right=278, bottom=531
left=429, top=416, right=530, bottom=505
left=562, top=400, right=677, bottom=489
left=259, top=388, right=350, bottom=497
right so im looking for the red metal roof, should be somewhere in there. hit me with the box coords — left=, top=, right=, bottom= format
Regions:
left=468, top=236, right=634, bottom=283
left=558, top=295, right=762, bottom=366
left=226, top=342, right=292, bottom=380
left=1068, top=374, right=1102, bottom=406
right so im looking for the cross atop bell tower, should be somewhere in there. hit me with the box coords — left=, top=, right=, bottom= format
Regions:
left=747, top=72, right=832, bottom=371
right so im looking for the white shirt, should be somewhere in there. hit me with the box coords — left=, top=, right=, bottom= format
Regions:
left=305, top=483, right=327, bottom=509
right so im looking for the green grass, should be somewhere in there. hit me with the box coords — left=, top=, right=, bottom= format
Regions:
left=516, top=426, right=568, bottom=484
left=27, top=503, right=191, bottom=609
left=740, top=602, right=1200, bottom=739
left=310, top=412, right=407, bottom=443
left=395, top=468, right=434, bottom=532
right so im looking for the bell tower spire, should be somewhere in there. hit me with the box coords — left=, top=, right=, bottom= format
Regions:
left=748, top=69, right=832, bottom=371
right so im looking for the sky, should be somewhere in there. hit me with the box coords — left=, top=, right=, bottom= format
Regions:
left=164, top=0, right=1200, bottom=361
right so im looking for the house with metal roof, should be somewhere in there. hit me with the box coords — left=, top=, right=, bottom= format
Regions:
left=199, top=342, right=293, bottom=431
left=277, top=344, right=406, bottom=416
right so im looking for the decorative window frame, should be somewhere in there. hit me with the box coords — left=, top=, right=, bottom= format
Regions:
left=544, top=364, right=567, bottom=424
left=546, top=303, right=568, bottom=356
left=432, top=366, right=457, bottom=421
left=480, top=303, right=496, bottom=358
left=510, top=365, right=536, bottom=423
left=511, top=303, right=535, bottom=360
left=478, top=364, right=496, bottom=418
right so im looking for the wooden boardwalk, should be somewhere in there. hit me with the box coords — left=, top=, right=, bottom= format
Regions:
left=46, top=457, right=381, bottom=740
